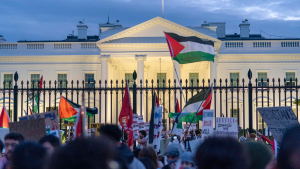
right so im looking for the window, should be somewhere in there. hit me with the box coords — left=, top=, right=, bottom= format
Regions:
left=31, top=74, right=40, bottom=88
left=286, top=72, right=296, bottom=86
left=230, top=73, right=239, bottom=87
left=225, top=42, right=243, bottom=48
left=125, top=73, right=134, bottom=88
left=58, top=74, right=67, bottom=88
left=253, top=42, right=271, bottom=48
left=258, top=72, right=267, bottom=87
left=3, top=74, right=13, bottom=88
left=157, top=73, right=166, bottom=88
left=85, top=74, right=95, bottom=88
left=189, top=73, right=198, bottom=87
left=281, top=42, right=299, bottom=47
left=230, top=109, right=239, bottom=118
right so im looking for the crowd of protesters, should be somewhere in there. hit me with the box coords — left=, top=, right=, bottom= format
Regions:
left=0, top=124, right=299, bottom=169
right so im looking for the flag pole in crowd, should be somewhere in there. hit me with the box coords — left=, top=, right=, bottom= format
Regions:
left=187, top=83, right=213, bottom=130
left=33, top=75, right=43, bottom=114
left=119, top=80, right=134, bottom=149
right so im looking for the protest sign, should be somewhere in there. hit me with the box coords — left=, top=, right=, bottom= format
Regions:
left=138, top=115, right=144, bottom=124
left=19, top=110, right=60, bottom=138
left=257, top=107, right=299, bottom=145
left=133, top=114, right=138, bottom=123
left=10, top=118, right=46, bottom=142
left=216, top=117, right=238, bottom=140
left=202, top=110, right=214, bottom=140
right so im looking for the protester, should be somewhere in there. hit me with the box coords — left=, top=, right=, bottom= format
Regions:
left=244, top=141, right=272, bottom=169
left=165, top=134, right=184, bottom=151
left=139, top=146, right=163, bottom=168
left=137, top=130, right=147, bottom=149
left=0, top=133, right=24, bottom=169
left=196, top=137, right=249, bottom=169
left=49, top=137, right=118, bottom=169
left=0, top=140, right=3, bottom=162
left=139, top=157, right=157, bottom=169
left=39, top=135, right=60, bottom=155
left=99, top=124, right=145, bottom=169
left=65, top=132, right=73, bottom=144
left=99, top=124, right=122, bottom=144
left=133, top=149, right=141, bottom=159
left=176, top=152, right=195, bottom=169
left=11, top=142, right=47, bottom=169
left=162, top=143, right=182, bottom=169
left=157, top=154, right=164, bottom=166
left=195, top=130, right=201, bottom=139
left=246, top=129, right=257, bottom=141
left=277, top=125, right=300, bottom=169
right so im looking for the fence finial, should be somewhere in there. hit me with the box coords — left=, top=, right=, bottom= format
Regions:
left=248, top=69, right=252, bottom=80
left=14, top=71, right=18, bottom=85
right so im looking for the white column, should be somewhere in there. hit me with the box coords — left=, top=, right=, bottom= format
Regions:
left=100, top=55, right=110, bottom=123
left=135, top=55, right=146, bottom=117
left=210, top=55, right=218, bottom=85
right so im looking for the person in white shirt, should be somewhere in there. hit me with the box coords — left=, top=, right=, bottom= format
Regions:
left=137, top=130, right=147, bottom=149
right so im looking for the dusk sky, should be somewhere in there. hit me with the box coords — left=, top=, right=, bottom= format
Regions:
left=2, top=0, right=300, bottom=42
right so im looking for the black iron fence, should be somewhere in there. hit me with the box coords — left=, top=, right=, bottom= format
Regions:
left=2, top=70, right=300, bottom=137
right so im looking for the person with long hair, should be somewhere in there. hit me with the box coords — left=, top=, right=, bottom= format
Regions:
left=139, top=146, right=163, bottom=168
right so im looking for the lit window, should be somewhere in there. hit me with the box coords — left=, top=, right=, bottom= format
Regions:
left=31, top=74, right=40, bottom=88
left=286, top=72, right=296, bottom=86
left=189, top=73, right=198, bottom=87
left=157, top=73, right=166, bottom=88
left=258, top=72, right=267, bottom=87
left=230, top=73, right=239, bottom=87
left=125, top=73, right=134, bottom=88
left=58, top=74, right=67, bottom=88
left=3, top=74, right=13, bottom=88
left=85, top=74, right=95, bottom=88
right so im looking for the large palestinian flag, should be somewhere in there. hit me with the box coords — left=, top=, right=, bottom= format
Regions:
left=59, top=96, right=98, bottom=122
left=164, top=32, right=215, bottom=64
left=171, top=87, right=212, bottom=133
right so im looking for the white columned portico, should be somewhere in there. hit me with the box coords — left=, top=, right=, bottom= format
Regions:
left=173, top=61, right=181, bottom=107
left=135, top=54, right=146, bottom=117
left=210, top=55, right=218, bottom=84
left=100, top=54, right=110, bottom=123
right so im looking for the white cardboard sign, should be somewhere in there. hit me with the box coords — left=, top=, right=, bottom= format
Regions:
left=216, top=117, right=238, bottom=140
left=257, top=107, right=299, bottom=145
left=202, top=110, right=214, bottom=140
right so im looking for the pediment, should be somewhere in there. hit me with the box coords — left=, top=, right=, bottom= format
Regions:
left=97, top=17, right=221, bottom=45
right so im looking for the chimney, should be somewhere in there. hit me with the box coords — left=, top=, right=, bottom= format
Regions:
left=239, top=19, right=250, bottom=39
left=0, top=35, right=6, bottom=43
left=77, top=25, right=88, bottom=40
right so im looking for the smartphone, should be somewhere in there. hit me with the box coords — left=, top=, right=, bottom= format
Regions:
left=173, top=135, right=177, bottom=140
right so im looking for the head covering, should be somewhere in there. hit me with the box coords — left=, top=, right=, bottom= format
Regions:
left=244, top=142, right=272, bottom=169
left=179, top=152, right=195, bottom=166
left=165, top=143, right=182, bottom=156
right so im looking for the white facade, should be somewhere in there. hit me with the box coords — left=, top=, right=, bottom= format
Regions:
left=1, top=17, right=300, bottom=130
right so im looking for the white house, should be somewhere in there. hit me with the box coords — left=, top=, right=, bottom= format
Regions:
left=1, top=16, right=299, bottom=130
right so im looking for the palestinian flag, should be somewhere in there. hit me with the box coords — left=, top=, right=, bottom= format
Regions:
left=59, top=96, right=98, bottom=122
left=168, top=98, right=183, bottom=129
left=33, top=76, right=43, bottom=114
left=0, top=106, right=11, bottom=128
left=164, top=32, right=215, bottom=64
left=172, top=87, right=212, bottom=133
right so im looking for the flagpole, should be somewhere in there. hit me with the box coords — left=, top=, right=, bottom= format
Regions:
left=81, top=93, right=86, bottom=138
left=187, top=83, right=213, bottom=131
left=172, top=62, right=187, bottom=104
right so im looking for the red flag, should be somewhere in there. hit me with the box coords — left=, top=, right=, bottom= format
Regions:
left=74, top=112, right=82, bottom=139
left=0, top=106, right=11, bottom=128
left=39, top=76, right=43, bottom=90
left=176, top=98, right=180, bottom=113
left=119, top=81, right=134, bottom=148
left=29, top=107, right=33, bottom=115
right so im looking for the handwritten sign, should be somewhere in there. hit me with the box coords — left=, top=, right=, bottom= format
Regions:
left=202, top=110, right=214, bottom=140
left=216, top=117, right=238, bottom=140
left=257, top=107, right=299, bottom=145
left=10, top=118, right=46, bottom=142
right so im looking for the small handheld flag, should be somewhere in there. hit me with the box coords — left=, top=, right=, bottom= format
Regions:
left=0, top=106, right=11, bottom=128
